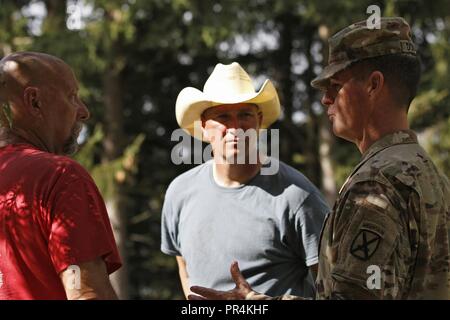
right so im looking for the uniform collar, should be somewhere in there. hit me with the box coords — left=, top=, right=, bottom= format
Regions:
left=360, top=129, right=418, bottom=163
left=338, top=130, right=418, bottom=194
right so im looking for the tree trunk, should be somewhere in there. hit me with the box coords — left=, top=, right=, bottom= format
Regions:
left=105, top=197, right=129, bottom=299
left=317, top=24, right=336, bottom=205
left=303, top=24, right=322, bottom=187
left=42, top=0, right=66, bottom=32
left=102, top=66, right=129, bottom=299
left=319, top=115, right=336, bottom=206
left=273, top=12, right=297, bottom=167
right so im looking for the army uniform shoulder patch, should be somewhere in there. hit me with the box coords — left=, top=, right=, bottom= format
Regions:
left=350, top=229, right=381, bottom=261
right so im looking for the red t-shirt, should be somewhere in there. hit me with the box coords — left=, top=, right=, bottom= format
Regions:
left=0, top=144, right=122, bottom=299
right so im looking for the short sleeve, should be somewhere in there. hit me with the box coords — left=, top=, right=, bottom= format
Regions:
left=160, top=184, right=181, bottom=256
left=47, top=168, right=122, bottom=275
left=296, top=192, right=330, bottom=266
left=329, top=181, right=411, bottom=299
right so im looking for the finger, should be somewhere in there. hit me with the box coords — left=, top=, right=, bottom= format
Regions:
left=190, top=286, right=223, bottom=299
left=230, top=261, right=248, bottom=287
left=188, top=294, right=207, bottom=300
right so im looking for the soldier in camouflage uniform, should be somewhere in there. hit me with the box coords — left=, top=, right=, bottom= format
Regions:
left=189, top=17, right=450, bottom=300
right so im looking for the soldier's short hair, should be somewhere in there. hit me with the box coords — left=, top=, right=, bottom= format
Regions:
left=352, top=54, right=421, bottom=110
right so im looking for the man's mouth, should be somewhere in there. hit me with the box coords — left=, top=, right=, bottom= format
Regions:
left=224, top=136, right=239, bottom=143
left=72, top=123, right=83, bottom=137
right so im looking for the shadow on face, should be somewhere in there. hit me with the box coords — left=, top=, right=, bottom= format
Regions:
left=201, top=103, right=262, bottom=164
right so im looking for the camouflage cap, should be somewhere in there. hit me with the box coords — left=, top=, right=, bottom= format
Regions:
left=311, top=17, right=416, bottom=91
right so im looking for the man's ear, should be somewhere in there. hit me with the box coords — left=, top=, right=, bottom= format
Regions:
left=200, top=115, right=210, bottom=142
left=201, top=127, right=210, bottom=142
left=367, top=71, right=384, bottom=98
left=23, top=87, right=43, bottom=117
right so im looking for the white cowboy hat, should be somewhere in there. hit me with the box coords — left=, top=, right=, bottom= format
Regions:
left=175, top=62, right=281, bottom=141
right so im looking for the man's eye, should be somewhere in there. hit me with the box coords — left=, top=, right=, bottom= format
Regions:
left=215, top=114, right=228, bottom=120
left=331, top=82, right=342, bottom=91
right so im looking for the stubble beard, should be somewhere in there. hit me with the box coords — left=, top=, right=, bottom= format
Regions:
left=62, top=123, right=83, bottom=156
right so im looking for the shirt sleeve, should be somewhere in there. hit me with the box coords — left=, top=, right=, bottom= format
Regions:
left=328, top=181, right=412, bottom=299
left=160, top=183, right=182, bottom=256
left=296, top=192, right=330, bottom=267
left=47, top=167, right=122, bottom=275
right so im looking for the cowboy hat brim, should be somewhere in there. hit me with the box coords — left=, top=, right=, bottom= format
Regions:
left=176, top=79, right=281, bottom=141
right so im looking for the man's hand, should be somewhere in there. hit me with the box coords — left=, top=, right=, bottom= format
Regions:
left=188, top=261, right=253, bottom=300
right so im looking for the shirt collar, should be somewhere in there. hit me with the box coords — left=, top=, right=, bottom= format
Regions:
left=338, top=130, right=418, bottom=194
left=360, top=129, right=418, bottom=163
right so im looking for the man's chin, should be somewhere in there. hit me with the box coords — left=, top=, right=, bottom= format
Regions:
left=216, top=152, right=259, bottom=165
left=331, top=126, right=354, bottom=143
left=62, top=142, right=79, bottom=156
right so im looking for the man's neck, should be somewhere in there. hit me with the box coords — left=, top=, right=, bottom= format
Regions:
left=356, top=112, right=409, bottom=153
left=213, top=161, right=262, bottom=188
left=0, top=128, right=51, bottom=153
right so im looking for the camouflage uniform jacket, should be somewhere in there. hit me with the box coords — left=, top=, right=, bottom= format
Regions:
left=316, top=130, right=450, bottom=299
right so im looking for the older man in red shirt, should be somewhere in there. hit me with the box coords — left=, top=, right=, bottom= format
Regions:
left=0, top=52, right=121, bottom=299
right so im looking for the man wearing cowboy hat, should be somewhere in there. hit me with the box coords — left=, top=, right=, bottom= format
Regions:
left=189, top=17, right=449, bottom=300
left=161, top=62, right=329, bottom=298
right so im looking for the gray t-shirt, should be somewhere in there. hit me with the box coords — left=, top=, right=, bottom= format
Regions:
left=161, top=159, right=329, bottom=297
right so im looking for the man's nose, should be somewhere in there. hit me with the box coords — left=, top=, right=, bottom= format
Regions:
left=78, top=100, right=90, bottom=121
left=227, top=115, right=240, bottom=129
left=321, top=92, right=334, bottom=107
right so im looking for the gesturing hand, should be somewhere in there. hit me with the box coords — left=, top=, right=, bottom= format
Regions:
left=188, top=261, right=252, bottom=300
